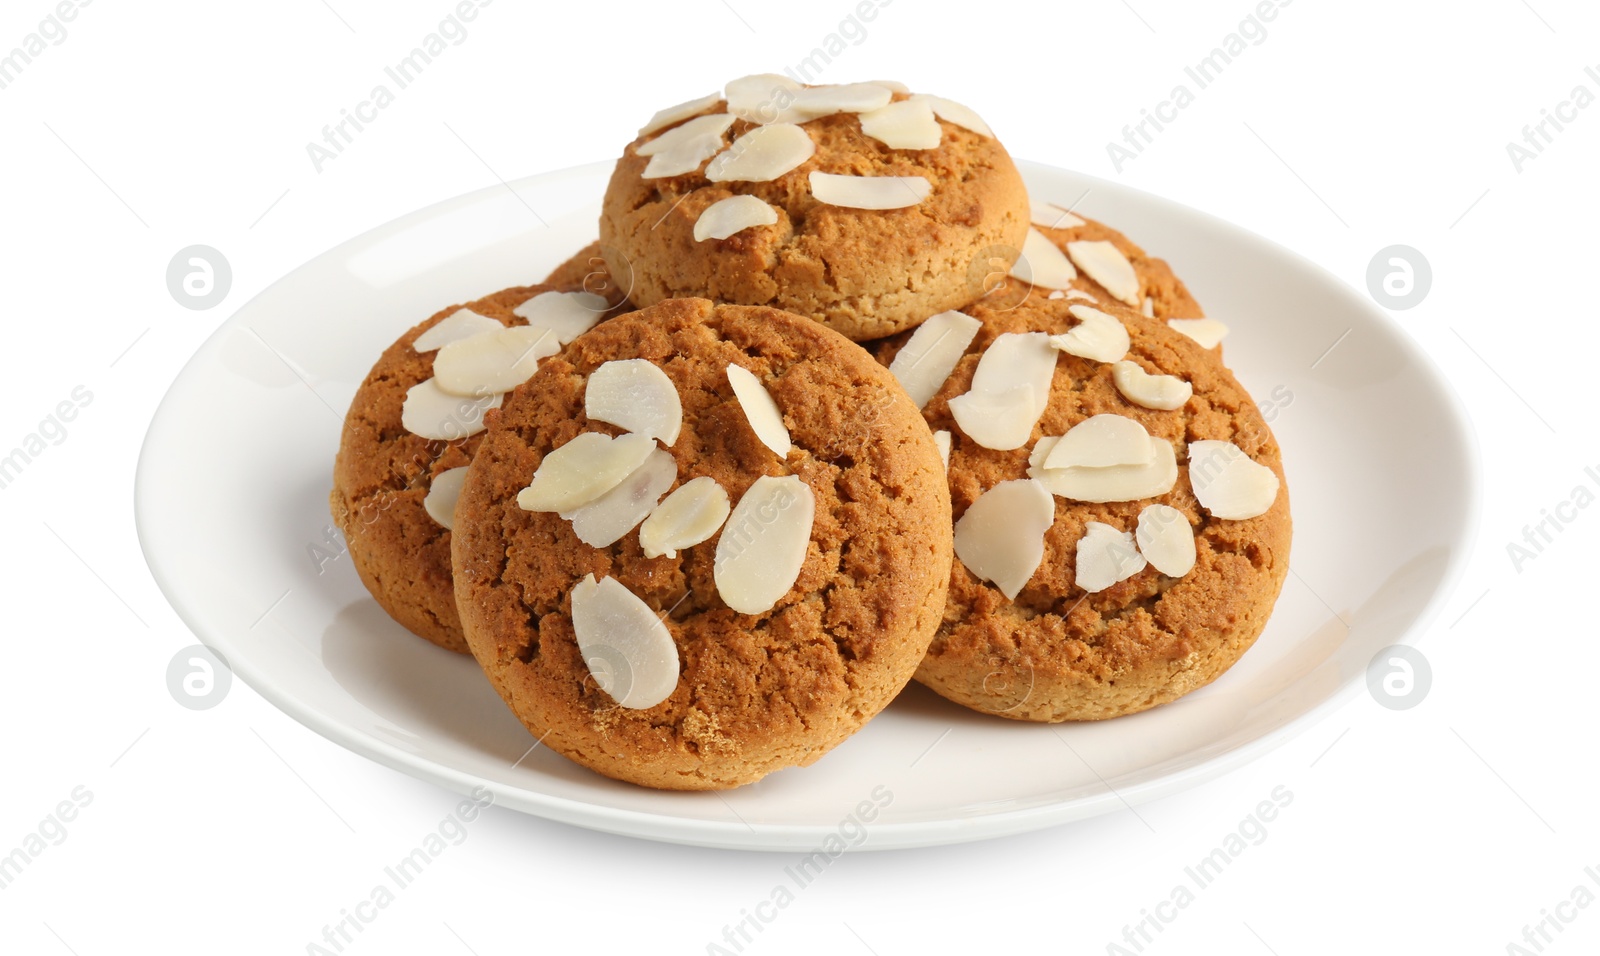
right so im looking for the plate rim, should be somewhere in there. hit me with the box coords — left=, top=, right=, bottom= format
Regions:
left=134, top=159, right=1483, bottom=852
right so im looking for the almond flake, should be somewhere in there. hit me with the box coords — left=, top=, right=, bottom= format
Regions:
left=809, top=171, right=931, bottom=209
left=1136, top=504, right=1196, bottom=577
left=887, top=309, right=981, bottom=408
left=1142, top=296, right=1155, bottom=317
left=726, top=364, right=791, bottom=457
left=413, top=309, right=502, bottom=352
left=726, top=73, right=803, bottom=124
left=705, top=123, right=816, bottom=182
left=517, top=432, right=658, bottom=513
left=933, top=430, right=952, bottom=471
left=1030, top=203, right=1086, bottom=230
left=693, top=195, right=779, bottom=241
left=1043, top=414, right=1154, bottom=469
left=1049, top=305, right=1130, bottom=363
left=874, top=79, right=911, bottom=94
left=570, top=574, right=679, bottom=709
left=422, top=466, right=470, bottom=530
left=401, top=377, right=501, bottom=441
left=925, top=95, right=993, bottom=137
left=584, top=359, right=683, bottom=445
left=859, top=97, right=942, bottom=149
left=560, top=449, right=677, bottom=548
left=1188, top=440, right=1279, bottom=519
left=1167, top=317, right=1229, bottom=349
left=1028, top=435, right=1178, bottom=502
left=1112, top=360, right=1192, bottom=411
left=953, top=479, right=1054, bottom=599
left=789, top=82, right=894, bottom=120
left=1067, top=240, right=1141, bottom=306
left=511, top=291, right=609, bottom=343
left=638, top=92, right=722, bottom=137
left=639, top=476, right=731, bottom=559
left=947, top=332, right=1056, bottom=450
left=433, top=325, right=559, bottom=396
left=1008, top=228, right=1078, bottom=290
left=1075, top=521, right=1147, bottom=593
left=714, top=475, right=815, bottom=615
left=639, top=113, right=736, bottom=179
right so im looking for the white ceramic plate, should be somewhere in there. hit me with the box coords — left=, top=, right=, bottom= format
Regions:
left=136, top=160, right=1478, bottom=851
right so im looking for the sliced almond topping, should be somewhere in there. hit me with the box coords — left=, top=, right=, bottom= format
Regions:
left=1142, top=296, right=1155, bottom=318
left=421, top=466, right=470, bottom=530
left=639, top=476, right=731, bottom=559
left=1043, top=414, right=1155, bottom=469
left=584, top=359, right=683, bottom=445
left=401, top=378, right=501, bottom=441
left=726, top=364, right=791, bottom=457
left=947, top=331, right=1056, bottom=450
left=1066, top=289, right=1097, bottom=301
left=874, top=79, right=912, bottom=94
left=516, top=432, right=658, bottom=513
left=925, top=95, right=993, bottom=137
left=693, top=195, right=779, bottom=242
left=1008, top=228, right=1078, bottom=290
left=570, top=574, right=679, bottom=709
left=705, top=124, right=815, bottom=182
left=512, top=290, right=609, bottom=343
left=1028, top=435, right=1178, bottom=502
left=1030, top=203, right=1086, bottom=230
left=1067, top=240, right=1141, bottom=306
left=809, top=171, right=931, bottom=209
left=1075, top=521, right=1147, bottom=593
left=1136, top=504, right=1196, bottom=577
left=413, top=308, right=502, bottom=352
left=887, top=309, right=981, bottom=408
left=953, top=479, right=1054, bottom=599
left=640, top=479, right=732, bottom=562
left=561, top=449, right=677, bottom=548
left=637, top=113, right=735, bottom=156
left=1188, top=440, right=1279, bottom=519
left=1049, top=305, right=1130, bottom=363
left=638, top=92, right=722, bottom=137
left=859, top=97, right=942, bottom=149
left=433, top=325, right=559, bottom=396
left=1167, top=317, right=1229, bottom=349
left=1112, top=360, right=1192, bottom=411
left=789, top=82, right=894, bottom=119
left=933, top=430, right=952, bottom=471
left=726, top=73, right=803, bottom=123
left=714, top=475, right=815, bottom=614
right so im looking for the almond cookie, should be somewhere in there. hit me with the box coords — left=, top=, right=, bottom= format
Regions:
left=598, top=77, right=1030, bottom=341
left=878, top=296, right=1289, bottom=721
left=451, top=298, right=952, bottom=789
left=330, top=275, right=626, bottom=653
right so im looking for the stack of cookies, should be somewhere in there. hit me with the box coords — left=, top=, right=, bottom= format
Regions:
left=330, top=75, right=1290, bottom=790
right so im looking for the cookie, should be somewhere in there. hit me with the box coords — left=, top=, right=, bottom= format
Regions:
left=598, top=78, right=1029, bottom=341
left=451, top=298, right=952, bottom=789
left=981, top=207, right=1207, bottom=323
left=330, top=273, right=625, bottom=654
left=878, top=296, right=1289, bottom=721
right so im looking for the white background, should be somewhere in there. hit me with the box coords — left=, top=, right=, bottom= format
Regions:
left=3, top=0, right=1598, bottom=953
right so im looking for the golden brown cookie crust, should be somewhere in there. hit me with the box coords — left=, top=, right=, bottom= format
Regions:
left=599, top=96, right=1030, bottom=341
left=878, top=299, right=1289, bottom=722
left=330, top=253, right=626, bottom=653
left=451, top=298, right=952, bottom=789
